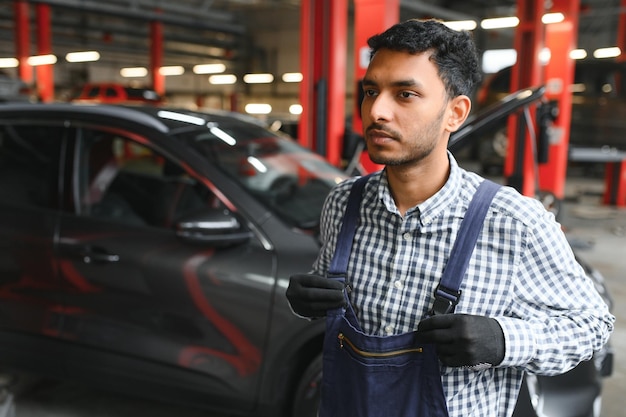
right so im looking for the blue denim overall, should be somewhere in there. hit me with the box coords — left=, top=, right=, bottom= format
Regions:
left=319, top=176, right=500, bottom=417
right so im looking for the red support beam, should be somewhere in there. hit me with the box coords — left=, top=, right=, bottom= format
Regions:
left=35, top=3, right=54, bottom=102
left=326, top=0, right=348, bottom=167
left=13, top=0, right=32, bottom=84
left=353, top=0, right=399, bottom=173
left=505, top=0, right=545, bottom=196
left=150, top=17, right=165, bottom=96
left=538, top=0, right=579, bottom=199
left=298, top=0, right=348, bottom=166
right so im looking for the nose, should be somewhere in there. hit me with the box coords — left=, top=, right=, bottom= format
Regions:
left=364, top=93, right=391, bottom=124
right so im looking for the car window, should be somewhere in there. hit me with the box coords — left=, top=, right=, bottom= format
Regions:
left=104, top=87, right=118, bottom=98
left=0, top=123, right=63, bottom=208
left=171, top=119, right=346, bottom=229
left=85, top=86, right=100, bottom=98
left=77, top=127, right=223, bottom=228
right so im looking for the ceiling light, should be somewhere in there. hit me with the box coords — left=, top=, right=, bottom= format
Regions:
left=27, top=54, right=57, bottom=66
left=65, top=51, right=100, bottom=63
left=209, top=74, right=237, bottom=85
left=289, top=104, right=303, bottom=115
left=593, top=47, right=621, bottom=59
left=480, top=17, right=519, bottom=30
left=193, top=63, right=226, bottom=74
left=245, top=103, right=272, bottom=114
left=282, top=72, right=303, bottom=82
left=442, top=20, right=477, bottom=31
left=120, top=67, right=148, bottom=77
left=0, top=58, right=18, bottom=68
left=570, top=49, right=587, bottom=60
left=482, top=49, right=517, bottom=73
left=159, top=66, right=185, bottom=76
left=542, top=13, right=564, bottom=24
left=243, top=73, right=274, bottom=84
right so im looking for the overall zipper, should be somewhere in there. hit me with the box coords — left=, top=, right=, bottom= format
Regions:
left=338, top=333, right=423, bottom=357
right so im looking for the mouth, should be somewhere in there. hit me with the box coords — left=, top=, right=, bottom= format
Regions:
left=366, top=128, right=396, bottom=146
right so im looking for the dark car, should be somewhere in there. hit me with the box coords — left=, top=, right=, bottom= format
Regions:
left=0, top=97, right=613, bottom=417
left=476, top=60, right=626, bottom=172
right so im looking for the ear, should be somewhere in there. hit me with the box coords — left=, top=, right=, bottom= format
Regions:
left=445, top=95, right=472, bottom=133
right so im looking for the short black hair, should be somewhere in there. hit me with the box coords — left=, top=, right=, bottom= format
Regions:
left=367, top=19, right=481, bottom=98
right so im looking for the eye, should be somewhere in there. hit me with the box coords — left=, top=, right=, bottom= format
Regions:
left=363, top=89, right=378, bottom=97
left=399, top=91, right=417, bottom=99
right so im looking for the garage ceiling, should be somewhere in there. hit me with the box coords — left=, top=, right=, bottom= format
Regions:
left=0, top=1, right=623, bottom=80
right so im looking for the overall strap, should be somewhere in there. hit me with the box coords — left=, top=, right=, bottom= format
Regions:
left=430, top=179, right=501, bottom=315
left=327, top=175, right=501, bottom=316
left=327, top=174, right=373, bottom=279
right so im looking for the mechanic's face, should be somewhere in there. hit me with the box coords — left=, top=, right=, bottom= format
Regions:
left=361, top=48, right=465, bottom=167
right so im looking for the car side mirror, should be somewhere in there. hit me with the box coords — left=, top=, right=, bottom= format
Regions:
left=175, top=208, right=253, bottom=247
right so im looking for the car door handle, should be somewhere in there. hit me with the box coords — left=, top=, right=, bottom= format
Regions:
left=81, top=247, right=120, bottom=264
left=60, top=244, right=120, bottom=264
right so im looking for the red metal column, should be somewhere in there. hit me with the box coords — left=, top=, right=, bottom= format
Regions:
left=538, top=0, right=579, bottom=199
left=505, top=0, right=545, bottom=196
left=326, top=0, right=347, bottom=166
left=298, top=0, right=348, bottom=167
left=603, top=161, right=626, bottom=206
left=35, top=3, right=54, bottom=102
left=298, top=0, right=315, bottom=150
left=14, top=0, right=32, bottom=84
left=353, top=0, right=399, bottom=173
left=150, top=17, right=165, bottom=96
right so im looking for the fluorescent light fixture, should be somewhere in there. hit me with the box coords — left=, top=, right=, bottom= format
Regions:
left=120, top=67, right=148, bottom=77
left=193, top=63, right=226, bottom=74
left=0, top=58, right=18, bottom=68
left=542, top=12, right=564, bottom=24
left=480, top=17, right=519, bottom=29
left=539, top=47, right=551, bottom=65
left=65, top=51, right=100, bottom=63
left=443, top=20, right=477, bottom=31
left=245, top=103, right=272, bottom=114
left=282, top=72, right=303, bottom=83
left=482, top=49, right=517, bottom=73
left=289, top=104, right=303, bottom=115
left=27, top=54, right=57, bottom=66
left=593, top=47, right=621, bottom=59
left=159, top=65, right=185, bottom=76
left=243, top=73, right=274, bottom=84
left=570, top=49, right=587, bottom=60
left=157, top=110, right=205, bottom=126
left=209, top=74, right=237, bottom=85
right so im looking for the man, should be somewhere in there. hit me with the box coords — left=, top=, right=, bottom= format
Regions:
left=286, top=19, right=614, bottom=417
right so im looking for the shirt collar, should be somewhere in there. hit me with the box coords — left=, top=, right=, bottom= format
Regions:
left=377, top=151, right=463, bottom=225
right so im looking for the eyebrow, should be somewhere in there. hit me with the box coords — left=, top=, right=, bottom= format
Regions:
left=361, top=78, right=423, bottom=89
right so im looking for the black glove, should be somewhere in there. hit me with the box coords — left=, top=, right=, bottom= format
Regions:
left=286, top=274, right=346, bottom=318
left=417, top=314, right=505, bottom=368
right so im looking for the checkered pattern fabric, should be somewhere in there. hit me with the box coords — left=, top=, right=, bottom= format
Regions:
left=313, top=153, right=615, bottom=417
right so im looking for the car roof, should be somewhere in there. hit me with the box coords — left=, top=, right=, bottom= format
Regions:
left=0, top=102, right=268, bottom=133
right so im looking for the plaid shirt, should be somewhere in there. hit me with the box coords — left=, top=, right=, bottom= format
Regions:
left=312, top=153, right=614, bottom=417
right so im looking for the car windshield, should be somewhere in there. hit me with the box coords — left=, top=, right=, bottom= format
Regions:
left=170, top=119, right=347, bottom=229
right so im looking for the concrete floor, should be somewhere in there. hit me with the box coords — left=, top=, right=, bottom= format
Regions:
left=2, top=171, right=625, bottom=417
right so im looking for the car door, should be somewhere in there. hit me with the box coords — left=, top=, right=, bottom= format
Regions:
left=54, top=123, right=275, bottom=408
left=0, top=121, right=65, bottom=341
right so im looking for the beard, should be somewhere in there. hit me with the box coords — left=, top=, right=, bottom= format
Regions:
left=367, top=107, right=446, bottom=166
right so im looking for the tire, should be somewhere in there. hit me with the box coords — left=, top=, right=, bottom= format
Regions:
left=290, top=353, right=322, bottom=417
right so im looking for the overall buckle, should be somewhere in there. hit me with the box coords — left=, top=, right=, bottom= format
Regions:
left=429, top=285, right=461, bottom=316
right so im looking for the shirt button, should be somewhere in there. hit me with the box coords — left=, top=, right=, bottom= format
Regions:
left=394, top=280, right=403, bottom=290
left=385, top=325, right=394, bottom=335
left=402, top=232, right=411, bottom=240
